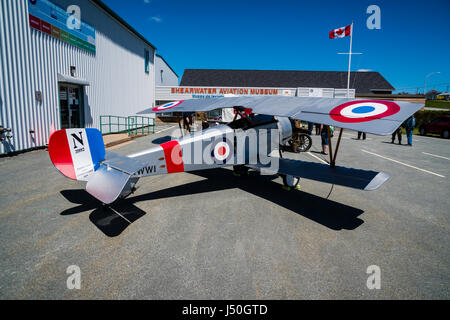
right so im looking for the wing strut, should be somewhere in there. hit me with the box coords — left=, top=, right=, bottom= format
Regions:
left=327, top=127, right=344, bottom=168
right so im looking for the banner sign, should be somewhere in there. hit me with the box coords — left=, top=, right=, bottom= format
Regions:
left=171, top=87, right=288, bottom=97
left=28, top=0, right=96, bottom=54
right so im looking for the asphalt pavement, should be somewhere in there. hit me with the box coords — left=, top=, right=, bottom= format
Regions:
left=0, top=124, right=448, bottom=299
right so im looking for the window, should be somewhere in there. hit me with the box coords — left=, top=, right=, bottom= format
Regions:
left=144, top=49, right=150, bottom=74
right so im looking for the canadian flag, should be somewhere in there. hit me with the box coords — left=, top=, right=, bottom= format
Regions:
left=329, top=25, right=352, bottom=39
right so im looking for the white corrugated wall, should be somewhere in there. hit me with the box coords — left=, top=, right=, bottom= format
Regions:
left=0, top=0, right=156, bottom=154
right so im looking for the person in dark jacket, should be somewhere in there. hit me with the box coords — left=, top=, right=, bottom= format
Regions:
left=182, top=112, right=193, bottom=132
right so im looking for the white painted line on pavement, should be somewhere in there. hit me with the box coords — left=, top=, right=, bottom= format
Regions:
left=307, top=152, right=328, bottom=164
left=154, top=125, right=176, bottom=135
left=422, top=152, right=450, bottom=161
left=361, top=150, right=445, bottom=178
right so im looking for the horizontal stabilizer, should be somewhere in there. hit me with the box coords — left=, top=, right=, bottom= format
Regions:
left=103, top=151, right=146, bottom=175
left=86, top=165, right=131, bottom=204
left=251, top=158, right=390, bottom=191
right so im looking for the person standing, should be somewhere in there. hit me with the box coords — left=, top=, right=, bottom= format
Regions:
left=315, top=123, right=320, bottom=135
left=182, top=112, right=193, bottom=132
left=307, top=122, right=314, bottom=135
left=357, top=131, right=366, bottom=140
left=391, top=126, right=402, bottom=144
left=320, top=124, right=330, bottom=155
left=405, top=115, right=416, bottom=146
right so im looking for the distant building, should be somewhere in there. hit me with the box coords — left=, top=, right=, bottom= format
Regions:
left=179, top=69, right=395, bottom=96
left=155, top=54, right=179, bottom=87
left=155, top=54, right=179, bottom=107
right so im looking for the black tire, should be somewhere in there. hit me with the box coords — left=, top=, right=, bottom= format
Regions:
left=296, top=134, right=312, bottom=152
left=419, top=127, right=426, bottom=136
left=442, top=129, right=449, bottom=139
left=281, top=174, right=300, bottom=188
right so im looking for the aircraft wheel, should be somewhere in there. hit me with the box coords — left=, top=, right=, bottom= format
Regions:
left=281, top=174, right=300, bottom=190
left=233, top=165, right=249, bottom=177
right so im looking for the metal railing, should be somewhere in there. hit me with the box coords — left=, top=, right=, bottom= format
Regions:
left=100, top=115, right=155, bottom=136
left=127, top=115, right=155, bottom=136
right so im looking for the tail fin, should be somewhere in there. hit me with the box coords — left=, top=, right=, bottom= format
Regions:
left=48, top=128, right=105, bottom=181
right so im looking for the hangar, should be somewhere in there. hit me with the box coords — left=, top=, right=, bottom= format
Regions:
left=0, top=0, right=165, bottom=154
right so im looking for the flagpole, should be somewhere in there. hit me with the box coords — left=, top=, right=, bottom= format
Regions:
left=347, top=21, right=353, bottom=98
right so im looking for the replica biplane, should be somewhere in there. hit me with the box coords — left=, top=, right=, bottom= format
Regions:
left=48, top=96, right=423, bottom=205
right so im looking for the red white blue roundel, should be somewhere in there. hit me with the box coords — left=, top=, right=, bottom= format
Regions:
left=330, top=100, right=400, bottom=123
left=152, top=100, right=183, bottom=112
left=211, top=138, right=233, bottom=164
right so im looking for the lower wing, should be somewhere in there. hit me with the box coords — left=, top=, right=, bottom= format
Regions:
left=250, top=157, right=390, bottom=191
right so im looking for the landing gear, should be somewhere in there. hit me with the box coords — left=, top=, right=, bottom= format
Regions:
left=281, top=174, right=301, bottom=191
left=233, top=165, right=249, bottom=177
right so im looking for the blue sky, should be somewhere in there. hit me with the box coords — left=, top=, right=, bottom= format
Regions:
left=102, top=0, right=450, bottom=93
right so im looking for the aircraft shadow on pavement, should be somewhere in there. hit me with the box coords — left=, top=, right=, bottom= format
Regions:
left=131, top=168, right=365, bottom=230
left=188, top=169, right=364, bottom=231
left=60, top=190, right=146, bottom=237
left=59, top=168, right=364, bottom=236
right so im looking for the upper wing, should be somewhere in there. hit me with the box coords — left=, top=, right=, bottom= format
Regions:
left=138, top=96, right=423, bottom=135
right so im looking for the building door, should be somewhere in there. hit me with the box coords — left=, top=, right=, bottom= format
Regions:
left=59, top=84, right=84, bottom=129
